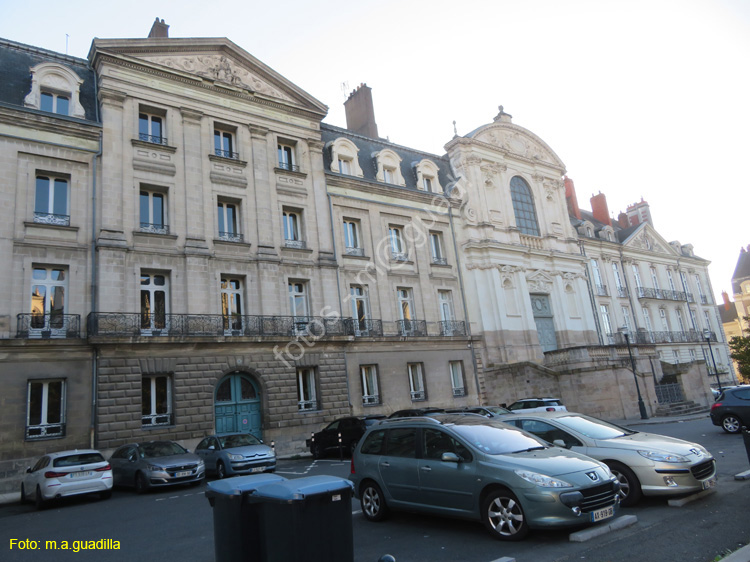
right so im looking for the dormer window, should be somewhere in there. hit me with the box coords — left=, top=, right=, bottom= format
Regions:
left=338, top=157, right=351, bottom=174
left=328, top=137, right=364, bottom=177
left=414, top=159, right=443, bottom=193
left=24, top=62, right=85, bottom=119
left=373, top=149, right=405, bottom=187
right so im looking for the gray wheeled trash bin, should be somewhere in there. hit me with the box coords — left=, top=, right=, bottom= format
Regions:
left=250, top=475, right=354, bottom=562
left=205, top=473, right=287, bottom=562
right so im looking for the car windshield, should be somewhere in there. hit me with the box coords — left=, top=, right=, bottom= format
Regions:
left=220, top=434, right=261, bottom=448
left=139, top=442, right=187, bottom=458
left=452, top=423, right=548, bottom=455
left=484, top=407, right=511, bottom=415
left=53, top=453, right=105, bottom=467
left=556, top=415, right=636, bottom=439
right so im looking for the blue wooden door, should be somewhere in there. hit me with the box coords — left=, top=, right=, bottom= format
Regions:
left=214, top=374, right=262, bottom=438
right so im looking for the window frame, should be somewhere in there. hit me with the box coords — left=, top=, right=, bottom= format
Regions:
left=138, top=110, right=166, bottom=145
left=283, top=208, right=305, bottom=249
left=34, top=175, right=70, bottom=226
left=139, top=186, right=169, bottom=234
left=509, top=176, right=540, bottom=236
left=449, top=361, right=466, bottom=397
left=26, top=379, right=66, bottom=439
left=361, top=365, right=380, bottom=405
left=430, top=232, right=447, bottom=265
left=214, top=126, right=238, bottom=159
left=217, top=199, right=241, bottom=242
left=140, top=272, right=169, bottom=334
left=141, top=374, right=173, bottom=427
left=220, top=277, right=244, bottom=333
left=389, top=226, right=408, bottom=261
left=277, top=142, right=297, bottom=172
left=297, top=367, right=318, bottom=411
left=407, top=363, right=426, bottom=401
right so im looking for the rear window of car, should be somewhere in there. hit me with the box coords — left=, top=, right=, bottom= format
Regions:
left=544, top=400, right=562, bottom=406
left=734, top=389, right=750, bottom=400
left=53, top=453, right=105, bottom=467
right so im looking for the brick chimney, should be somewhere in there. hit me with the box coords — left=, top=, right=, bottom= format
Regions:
left=344, top=83, right=379, bottom=139
left=148, top=18, right=169, bottom=38
left=590, top=192, right=612, bottom=226
left=617, top=212, right=629, bottom=228
left=722, top=291, right=731, bottom=310
left=626, top=198, right=653, bottom=227
left=564, top=176, right=581, bottom=220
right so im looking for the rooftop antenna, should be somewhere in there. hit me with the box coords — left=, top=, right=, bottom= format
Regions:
left=65, top=34, right=69, bottom=55
left=341, top=81, right=349, bottom=101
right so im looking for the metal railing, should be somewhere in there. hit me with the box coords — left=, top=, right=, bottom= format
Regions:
left=26, top=423, right=65, bottom=439
left=655, top=383, right=684, bottom=404
left=34, top=212, right=70, bottom=226
left=16, top=313, right=81, bottom=339
left=615, top=286, right=629, bottom=298
left=452, top=387, right=466, bottom=397
left=636, top=287, right=693, bottom=302
left=345, top=318, right=384, bottom=337
left=607, top=330, right=717, bottom=345
left=138, top=133, right=168, bottom=145
left=595, top=284, right=609, bottom=297
left=431, top=257, right=448, bottom=266
left=362, top=394, right=380, bottom=405
left=439, top=320, right=467, bottom=336
left=344, top=246, right=365, bottom=257
left=396, top=319, right=427, bottom=337
left=140, top=222, right=169, bottom=235
left=297, top=400, right=318, bottom=411
left=410, top=390, right=426, bottom=401
left=214, top=148, right=239, bottom=159
left=277, top=161, right=300, bottom=173
left=391, top=252, right=409, bottom=262
left=218, top=231, right=243, bottom=243
left=284, top=239, right=307, bottom=250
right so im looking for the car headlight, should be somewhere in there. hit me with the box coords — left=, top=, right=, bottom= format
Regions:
left=515, top=469, right=572, bottom=488
left=147, top=464, right=163, bottom=472
left=637, top=450, right=690, bottom=463
left=197, top=460, right=205, bottom=468
left=227, top=453, right=243, bottom=461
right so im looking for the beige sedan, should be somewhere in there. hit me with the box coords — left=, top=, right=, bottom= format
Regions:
left=501, top=412, right=716, bottom=506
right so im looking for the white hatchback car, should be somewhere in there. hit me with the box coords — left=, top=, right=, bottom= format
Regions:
left=507, top=398, right=567, bottom=413
left=21, top=449, right=113, bottom=509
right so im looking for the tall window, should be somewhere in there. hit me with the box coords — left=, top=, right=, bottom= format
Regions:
left=35, top=176, right=69, bottom=226
left=667, top=270, right=676, bottom=292
left=382, top=167, right=395, bottom=184
left=283, top=210, right=304, bottom=248
left=430, top=232, right=447, bottom=265
left=650, top=267, right=660, bottom=290
left=30, top=267, right=67, bottom=332
left=139, top=112, right=164, bottom=144
left=439, top=290, right=455, bottom=335
left=600, top=305, right=612, bottom=335
left=140, top=189, right=167, bottom=234
left=642, top=307, right=653, bottom=333
left=407, top=363, right=426, bottom=401
left=612, top=262, right=624, bottom=290
left=689, top=309, right=699, bottom=331
left=397, top=288, right=415, bottom=335
left=41, top=91, right=69, bottom=115
left=214, top=128, right=237, bottom=159
left=389, top=227, right=407, bottom=260
left=27, top=379, right=65, bottom=438
left=289, top=281, right=309, bottom=321
left=659, top=308, right=670, bottom=332
left=423, top=176, right=433, bottom=192
left=695, top=275, right=707, bottom=303
left=704, top=310, right=712, bottom=332
left=278, top=143, right=296, bottom=171
left=297, top=368, right=317, bottom=411
left=221, top=278, right=243, bottom=332
left=343, top=220, right=363, bottom=256
left=142, top=374, right=172, bottom=426
left=141, top=273, right=168, bottom=332
left=621, top=307, right=631, bottom=332
left=632, top=265, right=643, bottom=294
left=217, top=201, right=240, bottom=242
left=510, top=176, right=540, bottom=236
left=350, top=285, right=370, bottom=334
left=338, top=157, right=352, bottom=175
left=591, top=259, right=606, bottom=295
left=361, top=365, right=380, bottom=405
left=675, top=308, right=686, bottom=332
left=449, top=361, right=465, bottom=396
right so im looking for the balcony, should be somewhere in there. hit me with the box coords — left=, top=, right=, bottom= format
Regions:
left=452, top=387, right=466, bottom=397
left=615, top=286, right=629, bottom=298
left=16, top=313, right=81, bottom=339
left=214, top=148, right=239, bottom=160
left=410, top=390, right=426, bottom=401
left=431, top=256, right=448, bottom=266
left=138, top=133, right=168, bottom=145
left=140, top=222, right=169, bottom=235
left=595, top=284, right=609, bottom=297
left=277, top=161, right=300, bottom=173
left=439, top=320, right=467, bottom=336
left=344, top=246, right=365, bottom=257
left=284, top=239, right=307, bottom=250
left=606, top=330, right=717, bottom=345
left=218, top=231, right=243, bottom=243
left=345, top=318, right=384, bottom=337
left=395, top=319, right=427, bottom=337
left=635, top=287, right=692, bottom=302
left=391, top=252, right=409, bottom=262
left=297, top=400, right=318, bottom=411
left=34, top=212, right=70, bottom=227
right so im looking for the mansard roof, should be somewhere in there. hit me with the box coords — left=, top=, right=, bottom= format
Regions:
left=320, top=123, right=453, bottom=193
left=732, top=247, right=750, bottom=294
left=0, top=38, right=98, bottom=122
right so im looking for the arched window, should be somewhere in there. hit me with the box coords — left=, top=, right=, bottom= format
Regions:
left=510, top=176, right=540, bottom=236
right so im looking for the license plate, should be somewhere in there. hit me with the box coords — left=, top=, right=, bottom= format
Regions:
left=702, top=477, right=717, bottom=490
left=175, top=471, right=191, bottom=478
left=251, top=466, right=264, bottom=473
left=590, top=505, right=614, bottom=522
left=70, top=471, right=93, bottom=479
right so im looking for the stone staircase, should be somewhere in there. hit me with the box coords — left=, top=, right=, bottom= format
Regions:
left=654, top=400, right=708, bottom=417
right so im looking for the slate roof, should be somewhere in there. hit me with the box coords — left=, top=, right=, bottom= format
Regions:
left=0, top=38, right=98, bottom=123
left=732, top=248, right=750, bottom=294
left=718, top=301, right=739, bottom=325
left=320, top=123, right=453, bottom=195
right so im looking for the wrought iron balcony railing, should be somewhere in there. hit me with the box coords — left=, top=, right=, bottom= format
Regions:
left=214, top=148, right=239, bottom=159
left=277, top=161, right=300, bottom=173
left=344, top=318, right=384, bottom=337
left=218, top=231, right=243, bottom=243
left=138, top=133, right=168, bottom=145
left=431, top=256, right=448, bottom=266
left=284, top=239, right=307, bottom=250
left=298, top=400, right=318, bottom=411
left=391, top=252, right=409, bottom=262
left=26, top=422, right=65, bottom=439
left=439, top=320, right=467, bottom=336
left=344, top=246, right=365, bottom=257
left=452, top=387, right=466, bottom=397
left=595, top=284, right=609, bottom=297
left=410, top=390, right=426, bottom=401
left=16, top=313, right=81, bottom=339
left=395, top=319, right=427, bottom=337
left=362, top=394, right=380, bottom=405
left=635, top=287, right=692, bottom=302
left=615, top=286, right=629, bottom=298
left=34, top=212, right=70, bottom=226
left=607, top=329, right=717, bottom=345
left=140, top=222, right=169, bottom=235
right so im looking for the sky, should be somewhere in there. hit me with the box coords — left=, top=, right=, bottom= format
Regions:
left=1, top=0, right=748, bottom=302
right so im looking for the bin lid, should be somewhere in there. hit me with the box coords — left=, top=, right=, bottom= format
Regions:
left=205, top=473, right=287, bottom=498
left=251, top=475, right=353, bottom=501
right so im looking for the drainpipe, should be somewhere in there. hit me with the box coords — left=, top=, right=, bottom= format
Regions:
left=579, top=240, right=604, bottom=345
left=447, top=201, right=481, bottom=403
left=89, top=71, right=102, bottom=449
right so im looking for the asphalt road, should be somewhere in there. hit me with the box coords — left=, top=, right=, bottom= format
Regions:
left=1, top=416, right=748, bottom=562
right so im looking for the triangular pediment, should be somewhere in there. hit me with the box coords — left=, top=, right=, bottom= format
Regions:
left=526, top=269, right=555, bottom=294
left=90, top=38, right=328, bottom=116
left=621, top=223, right=678, bottom=256
left=470, top=122, right=565, bottom=169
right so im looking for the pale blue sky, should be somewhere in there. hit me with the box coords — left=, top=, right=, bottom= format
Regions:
left=1, top=0, right=748, bottom=301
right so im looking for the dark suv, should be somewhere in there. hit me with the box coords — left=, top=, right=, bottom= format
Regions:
left=710, top=386, right=750, bottom=433
left=307, top=415, right=385, bottom=458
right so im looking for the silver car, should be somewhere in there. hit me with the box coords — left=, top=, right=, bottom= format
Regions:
left=350, top=415, right=620, bottom=541
left=109, top=441, right=205, bottom=493
left=194, top=433, right=275, bottom=478
left=501, top=412, right=716, bottom=506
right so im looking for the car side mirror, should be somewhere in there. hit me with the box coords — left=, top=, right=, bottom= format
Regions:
left=208, top=445, right=215, bottom=451
left=26, top=467, right=31, bottom=474
left=553, top=439, right=570, bottom=449
left=441, top=452, right=461, bottom=463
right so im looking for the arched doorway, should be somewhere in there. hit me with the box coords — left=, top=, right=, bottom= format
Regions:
left=214, top=373, right=262, bottom=438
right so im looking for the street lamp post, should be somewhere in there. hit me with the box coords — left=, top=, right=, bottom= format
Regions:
left=703, top=329, right=723, bottom=393
left=620, top=327, right=649, bottom=419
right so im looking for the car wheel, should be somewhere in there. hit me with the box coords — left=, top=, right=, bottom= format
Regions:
left=360, top=481, right=389, bottom=522
left=135, top=472, right=149, bottom=494
left=607, top=461, right=642, bottom=507
left=34, top=485, right=45, bottom=511
left=100, top=490, right=112, bottom=500
left=481, top=488, right=529, bottom=541
left=216, top=461, right=226, bottom=480
left=721, top=415, right=742, bottom=434
left=311, top=443, right=323, bottom=460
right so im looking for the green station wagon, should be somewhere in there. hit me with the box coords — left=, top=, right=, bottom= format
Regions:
left=349, top=415, right=620, bottom=540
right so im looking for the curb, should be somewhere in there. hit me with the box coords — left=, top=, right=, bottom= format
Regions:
left=667, top=487, right=716, bottom=507
left=569, top=514, right=638, bottom=542
left=721, top=544, right=750, bottom=562
left=734, top=470, right=750, bottom=481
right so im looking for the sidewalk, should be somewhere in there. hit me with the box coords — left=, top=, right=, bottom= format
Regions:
left=608, top=411, right=710, bottom=428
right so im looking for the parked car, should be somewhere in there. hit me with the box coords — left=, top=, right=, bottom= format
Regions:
left=306, top=415, right=385, bottom=459
left=109, top=441, right=205, bottom=493
left=194, top=433, right=275, bottom=478
left=506, top=398, right=567, bottom=413
left=445, top=405, right=512, bottom=418
left=710, top=386, right=750, bottom=433
left=350, top=414, right=619, bottom=541
left=21, top=449, right=113, bottom=510
left=500, top=411, right=716, bottom=506
left=387, top=407, right=445, bottom=418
